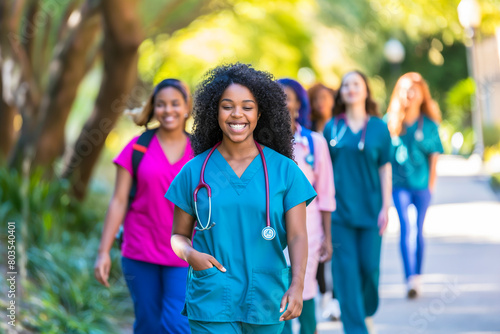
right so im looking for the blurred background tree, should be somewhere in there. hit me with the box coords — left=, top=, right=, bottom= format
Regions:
left=2, top=0, right=499, bottom=199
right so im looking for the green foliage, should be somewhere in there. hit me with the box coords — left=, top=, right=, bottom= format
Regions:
left=0, top=170, right=132, bottom=333
left=483, top=123, right=500, bottom=147
left=0, top=169, right=99, bottom=247
left=491, top=172, right=500, bottom=190
left=25, top=234, right=131, bottom=334
left=444, top=78, right=474, bottom=129
left=139, top=0, right=316, bottom=88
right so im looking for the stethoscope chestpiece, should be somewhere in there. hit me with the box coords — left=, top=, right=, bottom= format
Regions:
left=305, top=154, right=314, bottom=167
left=358, top=142, right=365, bottom=151
left=414, top=129, right=424, bottom=142
left=330, top=139, right=337, bottom=147
left=262, top=226, right=276, bottom=240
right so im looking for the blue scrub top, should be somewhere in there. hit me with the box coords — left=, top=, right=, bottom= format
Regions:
left=390, top=115, right=444, bottom=190
left=165, top=146, right=316, bottom=324
left=323, top=116, right=391, bottom=228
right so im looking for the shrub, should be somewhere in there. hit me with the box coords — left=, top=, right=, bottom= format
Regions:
left=0, top=169, right=133, bottom=333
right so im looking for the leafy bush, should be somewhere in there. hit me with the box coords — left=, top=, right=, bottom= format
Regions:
left=444, top=78, right=474, bottom=130
left=0, top=169, right=133, bottom=333
left=491, top=173, right=500, bottom=191
left=0, top=169, right=100, bottom=247
left=482, top=123, right=500, bottom=148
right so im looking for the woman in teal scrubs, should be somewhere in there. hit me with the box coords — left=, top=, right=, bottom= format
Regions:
left=386, top=72, right=443, bottom=298
left=165, top=63, right=317, bottom=334
left=323, top=71, right=392, bottom=334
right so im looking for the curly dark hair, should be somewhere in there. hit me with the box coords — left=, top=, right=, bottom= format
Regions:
left=191, top=63, right=294, bottom=159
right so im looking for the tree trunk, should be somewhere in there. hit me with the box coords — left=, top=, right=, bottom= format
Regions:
left=0, top=72, right=17, bottom=159
left=6, top=1, right=101, bottom=170
left=62, top=0, right=143, bottom=199
left=31, top=3, right=101, bottom=167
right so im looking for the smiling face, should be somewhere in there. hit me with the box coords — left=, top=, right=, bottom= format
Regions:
left=339, top=72, right=368, bottom=107
left=218, top=83, right=260, bottom=144
left=153, top=87, right=188, bottom=132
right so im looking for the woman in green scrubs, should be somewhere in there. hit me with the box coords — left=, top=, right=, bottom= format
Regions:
left=165, top=63, right=317, bottom=334
left=323, top=71, right=392, bottom=334
left=386, top=72, right=443, bottom=298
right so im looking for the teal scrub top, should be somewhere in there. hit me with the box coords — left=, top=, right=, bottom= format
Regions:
left=390, top=115, right=444, bottom=190
left=165, top=146, right=316, bottom=325
left=323, top=116, right=391, bottom=228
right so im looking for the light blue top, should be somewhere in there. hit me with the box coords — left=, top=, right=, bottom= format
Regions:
left=324, top=116, right=392, bottom=228
left=165, top=146, right=316, bottom=324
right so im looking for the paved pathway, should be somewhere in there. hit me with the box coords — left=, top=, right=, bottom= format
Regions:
left=317, top=155, right=500, bottom=334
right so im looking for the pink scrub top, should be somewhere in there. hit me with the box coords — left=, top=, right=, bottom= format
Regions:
left=294, top=124, right=336, bottom=299
left=114, top=133, right=194, bottom=267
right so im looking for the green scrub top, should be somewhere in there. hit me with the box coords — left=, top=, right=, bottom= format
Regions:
left=390, top=115, right=444, bottom=190
left=165, top=146, right=316, bottom=325
left=323, top=116, right=391, bottom=228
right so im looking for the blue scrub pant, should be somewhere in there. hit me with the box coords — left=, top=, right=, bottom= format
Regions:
left=189, top=320, right=284, bottom=334
left=392, top=188, right=432, bottom=280
left=331, top=224, right=382, bottom=334
left=121, top=256, right=191, bottom=334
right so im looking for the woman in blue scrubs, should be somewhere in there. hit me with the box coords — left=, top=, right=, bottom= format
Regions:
left=165, top=63, right=317, bottom=334
left=386, top=72, right=443, bottom=298
left=323, top=71, right=392, bottom=334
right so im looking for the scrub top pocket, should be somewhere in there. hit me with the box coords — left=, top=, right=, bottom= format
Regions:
left=248, top=267, right=290, bottom=324
left=185, top=266, right=230, bottom=320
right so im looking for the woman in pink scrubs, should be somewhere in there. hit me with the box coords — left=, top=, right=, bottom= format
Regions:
left=94, top=79, right=193, bottom=333
left=278, top=78, right=336, bottom=334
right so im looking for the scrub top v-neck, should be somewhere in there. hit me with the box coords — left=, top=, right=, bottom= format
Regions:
left=390, top=115, right=444, bottom=190
left=165, top=146, right=316, bottom=324
left=114, top=134, right=194, bottom=266
left=324, top=116, right=391, bottom=228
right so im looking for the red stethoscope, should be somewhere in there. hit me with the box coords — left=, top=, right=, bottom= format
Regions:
left=193, top=140, right=276, bottom=240
left=329, top=113, right=370, bottom=150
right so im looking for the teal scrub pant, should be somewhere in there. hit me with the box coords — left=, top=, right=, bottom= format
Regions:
left=331, top=224, right=382, bottom=334
left=281, top=298, right=316, bottom=334
left=189, top=321, right=284, bottom=334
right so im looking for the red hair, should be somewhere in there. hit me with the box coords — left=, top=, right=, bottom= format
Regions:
left=387, top=72, right=441, bottom=137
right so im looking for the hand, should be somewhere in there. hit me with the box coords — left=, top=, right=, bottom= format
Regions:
left=279, top=283, right=303, bottom=321
left=186, top=249, right=226, bottom=272
left=94, top=252, right=112, bottom=287
left=319, top=238, right=333, bottom=263
left=377, top=206, right=389, bottom=236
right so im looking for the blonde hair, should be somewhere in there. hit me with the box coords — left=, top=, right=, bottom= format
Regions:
left=387, top=72, right=441, bottom=137
left=134, top=79, right=192, bottom=128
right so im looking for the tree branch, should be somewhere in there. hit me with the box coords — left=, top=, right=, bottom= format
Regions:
left=63, top=0, right=143, bottom=198
left=8, top=0, right=101, bottom=170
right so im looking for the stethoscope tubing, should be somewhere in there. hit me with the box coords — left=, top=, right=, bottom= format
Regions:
left=255, top=140, right=271, bottom=228
left=193, top=140, right=270, bottom=231
left=193, top=142, right=221, bottom=231
left=330, top=113, right=369, bottom=150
